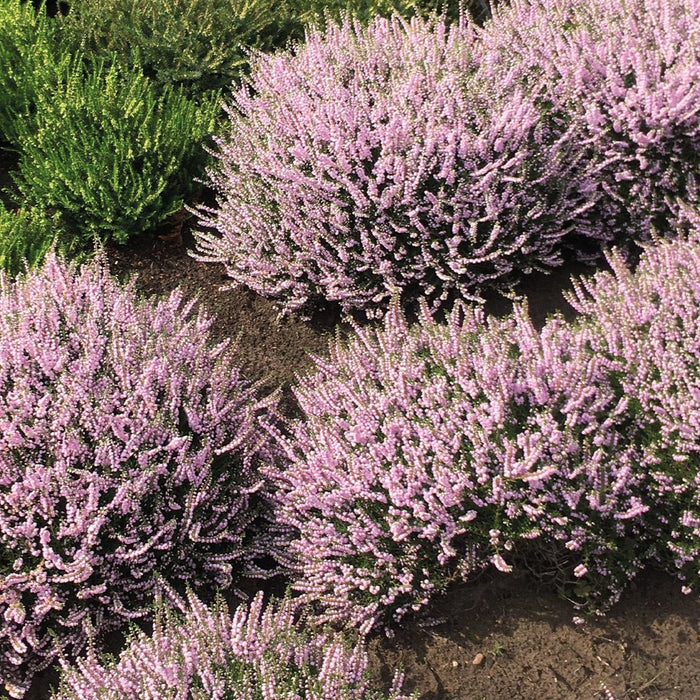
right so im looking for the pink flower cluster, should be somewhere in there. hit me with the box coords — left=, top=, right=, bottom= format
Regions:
left=0, top=254, right=280, bottom=697
left=480, top=0, right=700, bottom=253
left=52, top=589, right=410, bottom=700
left=270, top=293, right=656, bottom=632
left=192, top=12, right=597, bottom=317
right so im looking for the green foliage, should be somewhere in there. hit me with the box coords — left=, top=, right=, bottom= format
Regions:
left=0, top=0, right=63, bottom=145
left=56, top=0, right=291, bottom=96
left=283, top=0, right=495, bottom=33
left=0, top=203, right=68, bottom=275
left=12, top=54, right=220, bottom=247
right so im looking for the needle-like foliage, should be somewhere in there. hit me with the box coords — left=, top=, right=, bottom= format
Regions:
left=13, top=54, right=220, bottom=248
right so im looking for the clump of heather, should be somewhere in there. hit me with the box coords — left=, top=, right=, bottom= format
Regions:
left=566, top=227, right=700, bottom=595
left=0, top=204, right=64, bottom=276
left=270, top=299, right=653, bottom=633
left=192, top=12, right=596, bottom=318
left=0, top=0, right=61, bottom=145
left=13, top=53, right=220, bottom=248
left=480, top=0, right=700, bottom=255
left=0, top=254, right=280, bottom=697
left=52, top=589, right=411, bottom=700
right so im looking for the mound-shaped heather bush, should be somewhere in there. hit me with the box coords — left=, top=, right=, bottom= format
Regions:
left=269, top=299, right=654, bottom=633
left=479, top=0, right=700, bottom=254
left=0, top=254, right=279, bottom=698
left=566, top=227, right=700, bottom=595
left=192, top=13, right=597, bottom=318
left=52, top=589, right=411, bottom=700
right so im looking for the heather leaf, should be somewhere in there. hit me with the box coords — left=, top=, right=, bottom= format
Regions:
left=55, top=0, right=289, bottom=97
left=0, top=204, right=72, bottom=276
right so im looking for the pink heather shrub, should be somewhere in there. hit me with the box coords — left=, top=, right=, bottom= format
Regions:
left=565, top=227, right=700, bottom=595
left=192, top=13, right=597, bottom=318
left=269, top=300, right=653, bottom=633
left=0, top=254, right=280, bottom=698
left=52, top=589, right=411, bottom=700
left=479, top=0, right=700, bottom=253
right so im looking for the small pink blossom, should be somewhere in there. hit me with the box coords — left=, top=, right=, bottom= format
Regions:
left=492, top=553, right=513, bottom=573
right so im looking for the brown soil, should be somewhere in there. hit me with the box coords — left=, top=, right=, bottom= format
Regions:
left=10, top=200, right=700, bottom=699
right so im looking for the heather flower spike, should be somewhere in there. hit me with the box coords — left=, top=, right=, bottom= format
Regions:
left=52, top=589, right=411, bottom=700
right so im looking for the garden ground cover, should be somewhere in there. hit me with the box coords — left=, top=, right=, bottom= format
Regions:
left=2, top=1, right=700, bottom=694
left=16, top=206, right=700, bottom=700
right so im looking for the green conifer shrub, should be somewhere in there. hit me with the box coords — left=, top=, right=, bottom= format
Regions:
left=12, top=54, right=220, bottom=249
left=0, top=0, right=63, bottom=145
left=55, top=0, right=291, bottom=97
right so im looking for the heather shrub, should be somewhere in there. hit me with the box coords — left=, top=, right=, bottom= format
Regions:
left=480, top=0, right=700, bottom=255
left=0, top=204, right=67, bottom=276
left=12, top=53, right=220, bottom=248
left=565, top=228, right=700, bottom=595
left=269, top=300, right=653, bottom=633
left=192, top=13, right=596, bottom=318
left=52, top=589, right=411, bottom=700
left=0, top=253, right=280, bottom=697
left=0, top=0, right=63, bottom=145
left=55, top=0, right=288, bottom=97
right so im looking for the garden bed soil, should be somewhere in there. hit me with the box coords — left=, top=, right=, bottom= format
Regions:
left=16, top=207, right=700, bottom=700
